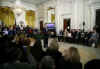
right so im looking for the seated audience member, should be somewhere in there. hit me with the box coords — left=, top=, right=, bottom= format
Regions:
left=3, top=28, right=8, bottom=35
left=4, top=63, right=36, bottom=69
left=3, top=39, right=37, bottom=69
left=69, top=47, right=82, bottom=69
left=30, top=38, right=45, bottom=62
left=69, top=47, right=81, bottom=63
left=0, top=35, right=23, bottom=63
left=67, top=31, right=72, bottom=38
left=80, top=31, right=85, bottom=44
left=16, top=36, right=37, bottom=64
left=43, top=31, right=49, bottom=48
left=59, top=30, right=64, bottom=42
left=6, top=47, right=22, bottom=63
left=57, top=49, right=71, bottom=69
left=71, top=29, right=76, bottom=39
left=0, top=35, right=10, bottom=63
left=89, top=29, right=99, bottom=47
left=22, top=38, right=37, bottom=64
left=16, top=35, right=29, bottom=63
left=84, top=59, right=100, bottom=69
left=39, top=56, right=55, bottom=69
left=46, top=38, right=62, bottom=60
left=8, top=26, right=15, bottom=36
left=66, top=31, right=72, bottom=42
left=74, top=30, right=81, bottom=43
left=58, top=47, right=82, bottom=69
left=64, top=29, right=68, bottom=42
left=50, top=32, right=55, bottom=38
left=84, top=31, right=89, bottom=45
left=46, top=38, right=62, bottom=69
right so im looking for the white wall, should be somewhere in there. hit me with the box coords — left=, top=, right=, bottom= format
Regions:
left=56, top=0, right=72, bottom=34
left=37, top=0, right=100, bottom=34
left=36, top=0, right=56, bottom=30
left=2, top=0, right=100, bottom=32
left=72, top=0, right=84, bottom=30
left=13, top=8, right=26, bottom=27
left=36, top=0, right=73, bottom=34
left=84, top=0, right=100, bottom=31
left=37, top=0, right=85, bottom=34
left=58, top=0, right=100, bottom=32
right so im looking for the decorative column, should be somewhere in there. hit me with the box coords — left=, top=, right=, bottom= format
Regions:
left=13, top=8, right=26, bottom=27
left=71, top=0, right=84, bottom=30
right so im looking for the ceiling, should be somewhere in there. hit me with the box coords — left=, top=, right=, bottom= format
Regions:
left=1, top=0, right=100, bottom=6
left=0, top=0, right=50, bottom=6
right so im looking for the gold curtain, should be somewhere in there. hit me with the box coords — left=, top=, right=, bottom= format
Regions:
left=51, top=14, right=55, bottom=23
left=48, top=7, right=55, bottom=23
left=0, top=7, right=4, bottom=22
left=26, top=10, right=35, bottom=28
left=0, top=7, right=15, bottom=27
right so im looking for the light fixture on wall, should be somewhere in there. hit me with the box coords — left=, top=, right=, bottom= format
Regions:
left=47, top=7, right=55, bottom=23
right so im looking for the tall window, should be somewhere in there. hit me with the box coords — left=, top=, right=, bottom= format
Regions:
left=48, top=7, right=55, bottom=23
left=0, top=7, right=15, bottom=27
left=26, top=10, right=35, bottom=28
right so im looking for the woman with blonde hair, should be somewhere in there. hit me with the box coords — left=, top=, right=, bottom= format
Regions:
left=48, top=38, right=59, bottom=51
left=68, top=47, right=82, bottom=69
left=46, top=38, right=62, bottom=69
left=58, top=47, right=82, bottom=69
left=69, top=47, right=80, bottom=62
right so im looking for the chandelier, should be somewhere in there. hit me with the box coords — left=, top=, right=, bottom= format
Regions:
left=12, top=0, right=25, bottom=16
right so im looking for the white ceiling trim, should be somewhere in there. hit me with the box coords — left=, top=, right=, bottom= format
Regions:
left=0, top=1, right=37, bottom=11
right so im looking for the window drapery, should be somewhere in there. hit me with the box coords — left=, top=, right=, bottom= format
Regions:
left=26, top=10, right=35, bottom=28
left=0, top=7, right=15, bottom=27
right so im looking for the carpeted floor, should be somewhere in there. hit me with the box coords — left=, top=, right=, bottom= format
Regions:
left=58, top=42, right=100, bottom=65
left=42, top=38, right=100, bottom=65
